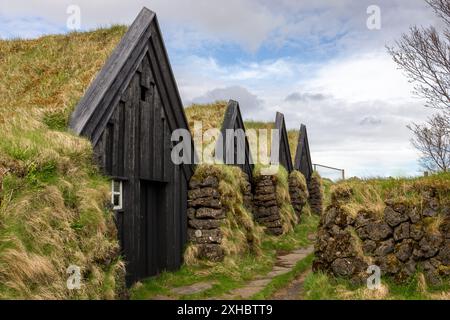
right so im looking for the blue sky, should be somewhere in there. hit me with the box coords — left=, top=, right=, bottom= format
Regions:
left=0, top=0, right=441, bottom=179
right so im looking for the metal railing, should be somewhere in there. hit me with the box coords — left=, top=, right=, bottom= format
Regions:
left=313, top=163, right=345, bottom=180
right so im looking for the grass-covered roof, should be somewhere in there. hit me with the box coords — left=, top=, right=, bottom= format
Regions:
left=184, top=101, right=228, bottom=134
left=0, top=26, right=126, bottom=120
left=0, top=26, right=127, bottom=299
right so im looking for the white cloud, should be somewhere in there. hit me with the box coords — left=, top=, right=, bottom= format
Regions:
left=191, top=86, right=263, bottom=115
left=0, top=0, right=284, bottom=51
left=299, top=52, right=417, bottom=103
left=0, top=16, right=64, bottom=39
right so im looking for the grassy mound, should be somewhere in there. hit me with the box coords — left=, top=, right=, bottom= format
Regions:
left=0, top=27, right=127, bottom=299
left=289, top=170, right=309, bottom=199
left=185, top=102, right=228, bottom=161
left=287, top=130, right=299, bottom=161
left=184, top=164, right=264, bottom=265
left=185, top=102, right=228, bottom=134
left=329, top=173, right=450, bottom=219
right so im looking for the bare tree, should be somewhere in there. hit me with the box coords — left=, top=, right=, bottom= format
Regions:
left=387, top=0, right=450, bottom=111
left=407, top=113, right=450, bottom=172
left=388, top=0, right=450, bottom=172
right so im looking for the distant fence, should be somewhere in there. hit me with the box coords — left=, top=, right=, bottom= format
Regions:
left=313, top=163, right=345, bottom=181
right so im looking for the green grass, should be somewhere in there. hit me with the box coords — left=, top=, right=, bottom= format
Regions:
left=43, top=110, right=68, bottom=131
left=303, top=271, right=450, bottom=300
left=322, top=178, right=334, bottom=207
left=261, top=214, right=318, bottom=252
left=335, top=172, right=450, bottom=205
left=251, top=253, right=314, bottom=300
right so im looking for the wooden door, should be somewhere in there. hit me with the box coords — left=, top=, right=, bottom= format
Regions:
left=141, top=181, right=166, bottom=278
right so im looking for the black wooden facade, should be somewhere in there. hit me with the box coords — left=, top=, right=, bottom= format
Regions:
left=69, top=8, right=195, bottom=285
left=220, top=100, right=254, bottom=180
left=294, top=124, right=313, bottom=181
left=273, top=112, right=294, bottom=173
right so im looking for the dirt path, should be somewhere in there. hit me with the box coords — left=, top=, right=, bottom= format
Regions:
left=270, top=268, right=311, bottom=300
left=219, top=245, right=314, bottom=299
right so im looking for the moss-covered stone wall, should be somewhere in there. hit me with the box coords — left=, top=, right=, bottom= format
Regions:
left=314, top=182, right=450, bottom=286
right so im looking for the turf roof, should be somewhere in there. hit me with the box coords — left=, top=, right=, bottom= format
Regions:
left=0, top=26, right=127, bottom=119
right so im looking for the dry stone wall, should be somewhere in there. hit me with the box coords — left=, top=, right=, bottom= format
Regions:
left=242, top=173, right=254, bottom=214
left=308, top=173, right=323, bottom=215
left=288, top=171, right=309, bottom=221
left=187, top=176, right=225, bottom=262
left=314, top=186, right=450, bottom=285
left=253, top=175, right=283, bottom=236
left=187, top=170, right=258, bottom=262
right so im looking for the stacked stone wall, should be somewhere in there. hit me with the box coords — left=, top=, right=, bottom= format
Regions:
left=314, top=186, right=450, bottom=285
left=308, top=174, right=323, bottom=215
left=253, top=175, right=283, bottom=236
left=187, top=176, right=225, bottom=261
left=289, top=171, right=309, bottom=221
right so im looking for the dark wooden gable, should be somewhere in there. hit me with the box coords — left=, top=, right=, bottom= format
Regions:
left=69, top=7, right=194, bottom=179
left=274, top=112, right=294, bottom=173
left=294, top=124, right=313, bottom=181
left=220, top=100, right=254, bottom=180
left=69, top=8, right=195, bottom=285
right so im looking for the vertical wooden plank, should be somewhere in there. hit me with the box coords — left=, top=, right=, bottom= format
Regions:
left=111, top=107, right=119, bottom=177
left=105, top=123, right=114, bottom=174
left=122, top=82, right=134, bottom=283
left=179, top=173, right=188, bottom=264
left=172, top=165, right=180, bottom=269
left=153, top=88, right=163, bottom=181
left=117, top=102, right=125, bottom=177
left=167, top=131, right=176, bottom=270
left=164, top=174, right=174, bottom=271
left=139, top=91, right=151, bottom=178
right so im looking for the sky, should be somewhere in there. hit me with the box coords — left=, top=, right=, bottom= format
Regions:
left=0, top=0, right=441, bottom=179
